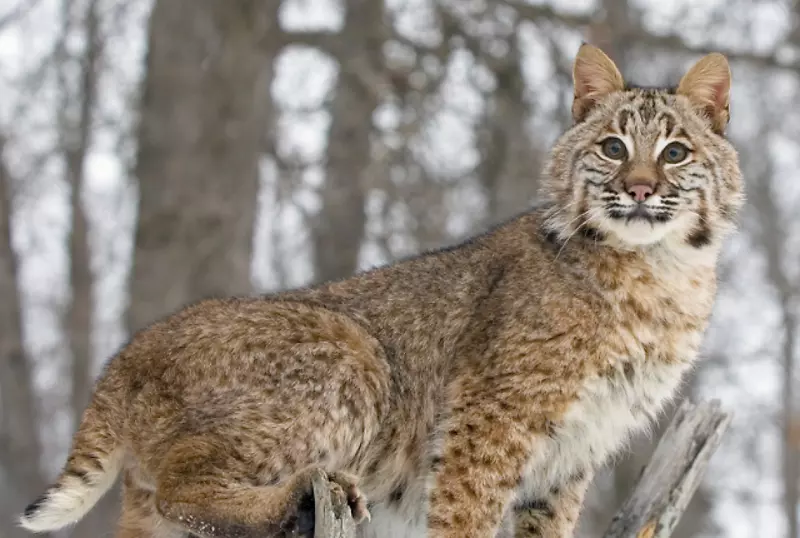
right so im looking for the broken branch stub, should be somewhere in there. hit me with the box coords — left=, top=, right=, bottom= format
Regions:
left=603, top=399, right=732, bottom=538
left=311, top=469, right=358, bottom=538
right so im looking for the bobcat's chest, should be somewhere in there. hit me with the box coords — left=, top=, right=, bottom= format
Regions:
left=516, top=256, right=711, bottom=498
left=517, top=352, right=690, bottom=498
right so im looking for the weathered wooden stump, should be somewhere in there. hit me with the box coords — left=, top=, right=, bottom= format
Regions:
left=310, top=399, right=731, bottom=538
left=310, top=469, right=357, bottom=538
left=603, top=399, right=732, bottom=538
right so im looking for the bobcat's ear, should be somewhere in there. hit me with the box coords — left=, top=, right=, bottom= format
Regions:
left=677, top=53, right=731, bottom=134
left=572, top=43, right=624, bottom=122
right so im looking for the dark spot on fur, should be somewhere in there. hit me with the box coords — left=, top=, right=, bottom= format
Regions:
left=623, top=362, right=635, bottom=381
left=579, top=225, right=606, bottom=242
left=661, top=112, right=676, bottom=138
left=550, top=484, right=561, bottom=495
left=427, top=515, right=449, bottom=529
left=543, top=228, right=562, bottom=250
left=687, top=189, right=712, bottom=248
left=499, top=476, right=516, bottom=489
left=23, top=495, right=47, bottom=519
left=366, top=460, right=380, bottom=474
left=430, top=455, right=443, bottom=472
left=388, top=483, right=405, bottom=505
left=466, top=437, right=477, bottom=452
left=87, top=453, right=106, bottom=471
left=463, top=480, right=478, bottom=499
left=544, top=419, right=557, bottom=438
left=617, top=109, right=633, bottom=133
left=515, top=498, right=555, bottom=519
left=486, top=264, right=505, bottom=294
left=65, top=467, right=90, bottom=483
left=687, top=226, right=712, bottom=248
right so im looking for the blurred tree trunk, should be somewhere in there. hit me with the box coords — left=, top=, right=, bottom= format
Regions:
left=779, top=307, right=799, bottom=538
left=310, top=0, right=385, bottom=283
left=128, top=0, right=275, bottom=332
left=0, top=138, right=46, bottom=538
left=60, top=0, right=98, bottom=441
left=751, top=158, right=799, bottom=538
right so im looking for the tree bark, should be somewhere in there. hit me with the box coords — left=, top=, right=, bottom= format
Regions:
left=0, top=137, right=46, bottom=538
left=311, top=470, right=358, bottom=538
left=128, top=0, right=274, bottom=332
left=750, top=151, right=799, bottom=538
left=780, top=308, right=799, bottom=538
left=60, top=0, right=99, bottom=429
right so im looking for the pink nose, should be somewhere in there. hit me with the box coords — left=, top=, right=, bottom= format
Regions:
left=628, top=183, right=654, bottom=202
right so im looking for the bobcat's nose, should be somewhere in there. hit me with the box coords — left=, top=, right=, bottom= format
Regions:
left=623, top=165, right=657, bottom=203
left=627, top=183, right=654, bottom=202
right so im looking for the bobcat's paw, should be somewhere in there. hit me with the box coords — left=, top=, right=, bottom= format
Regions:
left=328, top=471, right=370, bottom=524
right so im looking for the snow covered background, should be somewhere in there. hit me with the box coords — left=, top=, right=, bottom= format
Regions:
left=0, top=0, right=798, bottom=535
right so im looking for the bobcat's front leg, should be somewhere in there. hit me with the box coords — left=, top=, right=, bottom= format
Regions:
left=512, top=471, right=591, bottom=538
left=426, top=380, right=551, bottom=538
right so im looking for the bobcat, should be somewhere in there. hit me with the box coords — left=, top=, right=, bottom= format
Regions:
left=20, top=44, right=742, bottom=538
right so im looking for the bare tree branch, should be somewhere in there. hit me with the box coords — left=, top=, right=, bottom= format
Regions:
left=0, top=0, right=44, bottom=33
left=506, top=0, right=800, bottom=73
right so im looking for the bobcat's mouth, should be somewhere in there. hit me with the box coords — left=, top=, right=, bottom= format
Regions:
left=606, top=203, right=673, bottom=224
left=599, top=200, right=682, bottom=245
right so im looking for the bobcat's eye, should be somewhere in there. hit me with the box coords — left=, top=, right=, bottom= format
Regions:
left=600, top=137, right=627, bottom=161
left=662, top=142, right=690, bottom=164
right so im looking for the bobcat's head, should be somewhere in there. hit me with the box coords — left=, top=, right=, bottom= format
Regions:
left=543, top=44, right=743, bottom=251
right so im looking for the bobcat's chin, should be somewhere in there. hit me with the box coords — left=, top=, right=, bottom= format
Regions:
left=593, top=202, right=697, bottom=248
left=599, top=215, right=677, bottom=246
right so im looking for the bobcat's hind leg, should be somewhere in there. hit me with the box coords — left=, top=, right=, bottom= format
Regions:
left=117, top=470, right=185, bottom=538
left=153, top=435, right=370, bottom=538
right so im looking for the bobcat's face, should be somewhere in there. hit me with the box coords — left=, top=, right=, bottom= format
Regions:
left=544, top=45, right=743, bottom=251
left=568, top=90, right=742, bottom=247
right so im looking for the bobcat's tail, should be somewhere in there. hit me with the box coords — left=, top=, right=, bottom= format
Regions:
left=19, top=390, right=124, bottom=533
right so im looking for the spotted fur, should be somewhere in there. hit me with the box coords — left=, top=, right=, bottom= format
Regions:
left=19, top=45, right=742, bottom=538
